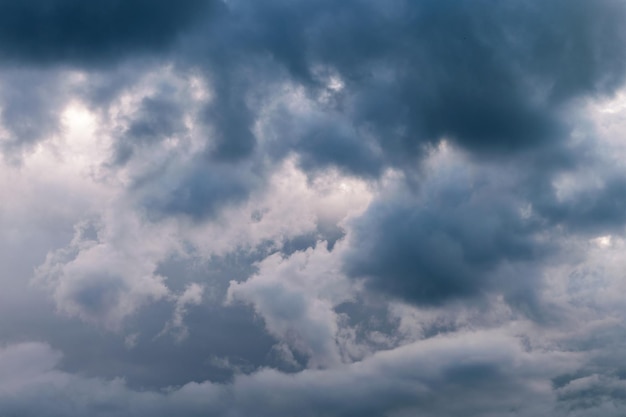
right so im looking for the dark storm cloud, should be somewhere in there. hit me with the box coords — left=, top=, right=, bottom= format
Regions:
left=3, top=0, right=626, bottom=208
left=142, top=0, right=626, bottom=184
left=341, top=141, right=626, bottom=309
left=219, top=0, right=626, bottom=173
left=0, top=0, right=217, bottom=65
left=2, top=0, right=626, bottom=168
left=343, top=163, right=547, bottom=306
left=17, top=0, right=618, bottom=174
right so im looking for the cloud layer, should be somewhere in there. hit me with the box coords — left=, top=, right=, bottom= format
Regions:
left=2, top=0, right=626, bottom=416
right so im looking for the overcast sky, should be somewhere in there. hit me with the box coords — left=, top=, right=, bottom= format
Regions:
left=2, top=0, right=626, bottom=415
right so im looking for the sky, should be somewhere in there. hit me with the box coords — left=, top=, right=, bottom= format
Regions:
left=2, top=0, right=626, bottom=415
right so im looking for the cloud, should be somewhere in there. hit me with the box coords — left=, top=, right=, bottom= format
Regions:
left=158, top=283, right=205, bottom=342
left=227, top=245, right=354, bottom=368
left=0, top=330, right=585, bottom=417
left=209, top=0, right=626, bottom=172
left=0, top=0, right=217, bottom=65
left=0, top=68, right=75, bottom=158
left=3, top=0, right=626, bottom=169
left=3, top=0, right=626, bottom=415
left=35, top=220, right=171, bottom=330
left=343, top=144, right=548, bottom=307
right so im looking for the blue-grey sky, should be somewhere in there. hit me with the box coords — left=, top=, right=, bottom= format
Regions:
left=2, top=0, right=626, bottom=415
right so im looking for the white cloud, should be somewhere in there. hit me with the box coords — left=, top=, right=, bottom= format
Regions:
left=227, top=243, right=352, bottom=368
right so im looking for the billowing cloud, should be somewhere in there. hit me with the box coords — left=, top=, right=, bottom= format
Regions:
left=0, top=331, right=591, bottom=417
left=2, top=0, right=626, bottom=415
left=344, top=144, right=547, bottom=306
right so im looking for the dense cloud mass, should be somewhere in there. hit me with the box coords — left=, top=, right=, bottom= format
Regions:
left=0, top=0, right=216, bottom=64
left=344, top=150, right=548, bottom=306
left=2, top=0, right=626, bottom=415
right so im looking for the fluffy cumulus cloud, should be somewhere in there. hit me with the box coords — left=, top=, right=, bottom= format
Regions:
left=3, top=0, right=626, bottom=415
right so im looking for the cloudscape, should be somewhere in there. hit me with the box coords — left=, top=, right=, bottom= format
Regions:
left=2, top=0, right=626, bottom=415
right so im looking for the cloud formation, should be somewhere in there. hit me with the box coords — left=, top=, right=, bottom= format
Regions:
left=2, top=0, right=626, bottom=416
left=0, top=0, right=216, bottom=64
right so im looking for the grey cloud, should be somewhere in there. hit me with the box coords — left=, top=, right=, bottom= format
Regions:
left=0, top=332, right=578, bottom=417
left=114, top=96, right=187, bottom=165
left=34, top=219, right=171, bottom=330
left=3, top=0, right=626, bottom=170
left=217, top=0, right=626, bottom=172
left=536, top=176, right=626, bottom=235
left=63, top=301, right=280, bottom=389
left=69, top=274, right=128, bottom=318
left=550, top=321, right=626, bottom=412
left=135, top=158, right=262, bottom=221
left=0, top=69, right=70, bottom=158
left=34, top=0, right=622, bottom=176
left=10, top=245, right=281, bottom=390
left=201, top=71, right=259, bottom=161
left=5, top=0, right=626, bottom=220
left=3, top=0, right=626, bottom=414
left=556, top=374, right=626, bottom=412
left=227, top=248, right=348, bottom=368
left=179, top=0, right=626, bottom=184
left=342, top=125, right=626, bottom=309
left=260, top=102, right=385, bottom=178
left=344, top=161, right=547, bottom=307
left=295, top=122, right=383, bottom=178
left=0, top=0, right=217, bottom=66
